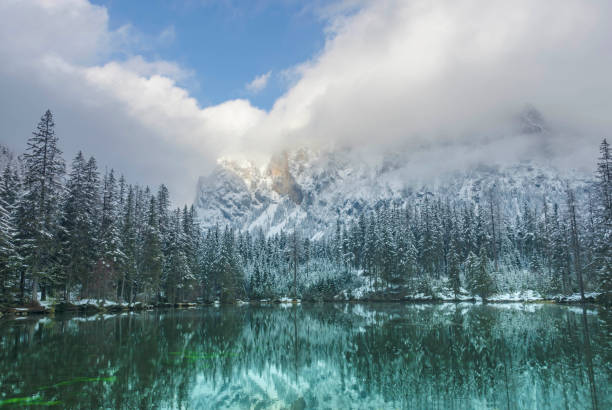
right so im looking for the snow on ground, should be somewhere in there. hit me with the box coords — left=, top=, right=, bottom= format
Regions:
left=73, top=299, right=128, bottom=307
left=278, top=297, right=301, bottom=307
left=435, top=287, right=474, bottom=301
left=554, top=292, right=601, bottom=302
left=487, top=290, right=543, bottom=302
left=349, top=280, right=376, bottom=300
left=39, top=299, right=55, bottom=309
left=404, top=293, right=433, bottom=301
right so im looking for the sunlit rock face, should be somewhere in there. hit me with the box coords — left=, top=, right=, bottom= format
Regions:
left=195, top=143, right=591, bottom=239
left=267, top=151, right=303, bottom=205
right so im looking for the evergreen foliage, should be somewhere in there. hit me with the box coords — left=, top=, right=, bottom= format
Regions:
left=0, top=111, right=610, bottom=304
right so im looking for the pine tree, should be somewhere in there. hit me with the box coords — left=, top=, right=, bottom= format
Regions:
left=60, top=153, right=100, bottom=300
left=566, top=186, right=585, bottom=300
left=465, top=251, right=479, bottom=296
left=141, top=195, right=163, bottom=303
left=20, top=110, right=65, bottom=301
left=550, top=203, right=571, bottom=293
left=219, top=226, right=244, bottom=302
left=0, top=164, right=21, bottom=303
left=98, top=169, right=125, bottom=301
left=596, top=138, right=612, bottom=220
left=467, top=249, right=495, bottom=301
left=594, top=139, right=612, bottom=300
left=120, top=185, right=137, bottom=303
left=183, top=205, right=201, bottom=299
left=61, top=151, right=86, bottom=299
left=448, top=243, right=461, bottom=297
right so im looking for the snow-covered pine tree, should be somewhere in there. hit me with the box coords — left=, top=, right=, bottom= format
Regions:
left=20, top=110, right=65, bottom=302
left=61, top=153, right=101, bottom=300
left=448, top=243, right=462, bottom=297
left=219, top=226, right=244, bottom=302
left=98, top=169, right=125, bottom=300
left=61, top=151, right=86, bottom=300
left=183, top=205, right=202, bottom=298
left=468, top=249, right=495, bottom=301
left=566, top=185, right=585, bottom=300
left=594, top=139, right=612, bottom=301
left=141, top=195, right=163, bottom=303
left=0, top=164, right=21, bottom=303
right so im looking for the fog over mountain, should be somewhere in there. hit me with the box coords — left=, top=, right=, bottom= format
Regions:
left=1, top=0, right=611, bottom=204
left=217, top=0, right=612, bottom=168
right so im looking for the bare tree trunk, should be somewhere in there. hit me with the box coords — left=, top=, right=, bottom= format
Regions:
left=32, top=274, right=39, bottom=302
left=489, top=188, right=499, bottom=272
left=19, top=269, right=25, bottom=304
left=120, top=274, right=126, bottom=302
left=567, top=187, right=585, bottom=301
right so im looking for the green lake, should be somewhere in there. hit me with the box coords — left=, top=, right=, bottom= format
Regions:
left=0, top=303, right=610, bottom=409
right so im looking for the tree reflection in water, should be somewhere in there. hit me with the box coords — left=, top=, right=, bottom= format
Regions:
left=0, top=304, right=609, bottom=409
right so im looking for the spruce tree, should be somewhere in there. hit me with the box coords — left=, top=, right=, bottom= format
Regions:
left=595, top=139, right=612, bottom=300
left=468, top=249, right=495, bottom=301
left=448, top=243, right=461, bottom=297
left=0, top=168, right=20, bottom=303
left=60, top=153, right=100, bottom=300
left=0, top=163, right=23, bottom=303
left=98, top=169, right=125, bottom=300
left=141, top=195, right=163, bottom=303
left=120, top=185, right=137, bottom=302
left=20, top=110, right=65, bottom=301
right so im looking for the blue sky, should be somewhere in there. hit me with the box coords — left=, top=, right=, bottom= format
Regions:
left=0, top=0, right=610, bottom=205
left=91, top=0, right=329, bottom=110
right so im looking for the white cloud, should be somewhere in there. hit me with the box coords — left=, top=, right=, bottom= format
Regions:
left=250, top=0, right=612, bottom=168
left=245, top=71, right=272, bottom=93
left=0, top=0, right=264, bottom=204
left=1, top=0, right=611, bottom=204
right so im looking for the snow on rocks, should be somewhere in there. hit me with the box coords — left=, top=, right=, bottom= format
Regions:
left=487, top=290, right=543, bottom=302
left=404, top=293, right=433, bottom=301
left=553, top=292, right=601, bottom=303
left=278, top=297, right=301, bottom=306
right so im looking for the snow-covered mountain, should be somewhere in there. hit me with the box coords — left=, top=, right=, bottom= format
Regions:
left=195, top=145, right=592, bottom=239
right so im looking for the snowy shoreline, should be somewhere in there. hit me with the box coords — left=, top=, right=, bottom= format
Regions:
left=0, top=292, right=606, bottom=318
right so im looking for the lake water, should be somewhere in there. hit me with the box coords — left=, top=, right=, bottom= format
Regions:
left=0, top=303, right=610, bottom=409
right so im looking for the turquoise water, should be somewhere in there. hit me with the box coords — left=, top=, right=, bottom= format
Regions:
left=0, top=303, right=610, bottom=409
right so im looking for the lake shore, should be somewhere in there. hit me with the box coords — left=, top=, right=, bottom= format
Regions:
left=0, top=291, right=608, bottom=318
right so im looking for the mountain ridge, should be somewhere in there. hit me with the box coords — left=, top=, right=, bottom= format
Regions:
left=195, top=145, right=592, bottom=239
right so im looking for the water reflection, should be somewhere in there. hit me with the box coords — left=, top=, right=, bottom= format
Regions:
left=0, top=304, right=609, bottom=409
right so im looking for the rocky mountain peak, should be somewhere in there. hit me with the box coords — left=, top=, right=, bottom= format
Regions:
left=195, top=146, right=590, bottom=239
left=266, top=151, right=303, bottom=205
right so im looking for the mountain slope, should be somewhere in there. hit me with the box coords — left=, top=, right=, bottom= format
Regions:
left=195, top=146, right=592, bottom=238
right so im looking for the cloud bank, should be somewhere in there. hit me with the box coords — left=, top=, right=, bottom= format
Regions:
left=1, top=0, right=611, bottom=204
left=252, top=0, right=612, bottom=163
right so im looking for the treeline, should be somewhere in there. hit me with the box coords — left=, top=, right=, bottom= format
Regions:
left=0, top=111, right=208, bottom=304
left=229, top=139, right=611, bottom=301
left=0, top=111, right=610, bottom=305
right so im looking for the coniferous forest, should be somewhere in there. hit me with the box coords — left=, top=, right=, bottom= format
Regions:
left=0, top=110, right=611, bottom=307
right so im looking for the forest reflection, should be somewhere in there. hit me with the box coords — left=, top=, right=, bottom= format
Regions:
left=0, top=304, right=609, bottom=409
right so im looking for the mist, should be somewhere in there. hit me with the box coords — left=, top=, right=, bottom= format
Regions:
left=241, top=0, right=612, bottom=171
left=1, top=0, right=611, bottom=204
